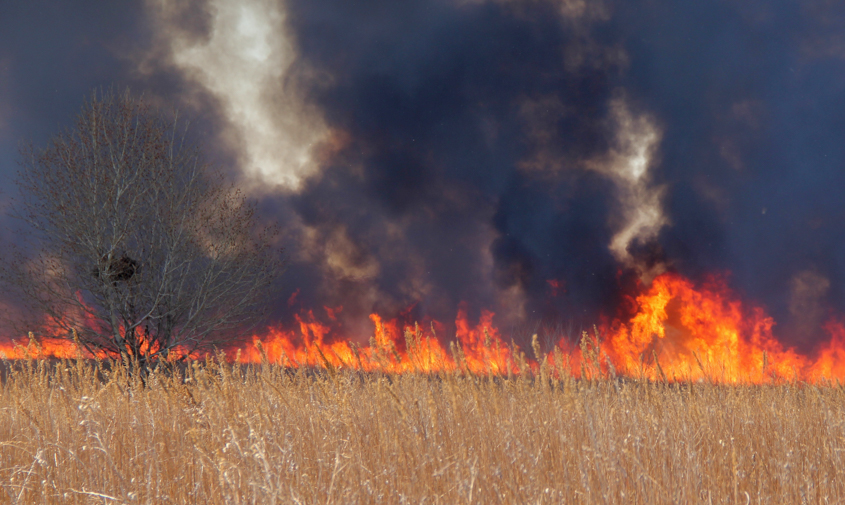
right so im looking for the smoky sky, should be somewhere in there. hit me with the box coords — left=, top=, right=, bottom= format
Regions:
left=281, top=0, right=625, bottom=327
left=1, top=0, right=845, bottom=349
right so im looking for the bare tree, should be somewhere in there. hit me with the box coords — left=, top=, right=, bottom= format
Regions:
left=3, top=89, right=283, bottom=369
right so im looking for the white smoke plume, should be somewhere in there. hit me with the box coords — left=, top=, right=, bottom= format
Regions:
left=588, top=96, right=666, bottom=281
left=145, top=0, right=328, bottom=192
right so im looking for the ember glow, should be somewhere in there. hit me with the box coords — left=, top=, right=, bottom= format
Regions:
left=8, top=272, right=845, bottom=384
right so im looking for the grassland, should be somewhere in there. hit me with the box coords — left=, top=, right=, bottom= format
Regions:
left=1, top=354, right=844, bottom=504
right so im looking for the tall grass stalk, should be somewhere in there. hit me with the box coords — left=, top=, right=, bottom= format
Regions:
left=1, top=355, right=844, bottom=503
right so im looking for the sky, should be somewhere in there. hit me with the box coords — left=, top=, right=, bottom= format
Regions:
left=1, top=0, right=844, bottom=350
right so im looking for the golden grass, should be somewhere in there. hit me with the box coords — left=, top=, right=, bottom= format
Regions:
left=1, top=356, right=844, bottom=504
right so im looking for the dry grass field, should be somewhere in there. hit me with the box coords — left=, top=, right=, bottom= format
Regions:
left=1, top=353, right=844, bottom=504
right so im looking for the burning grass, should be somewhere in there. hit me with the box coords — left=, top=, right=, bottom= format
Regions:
left=1, top=355, right=845, bottom=504
left=7, top=272, right=845, bottom=385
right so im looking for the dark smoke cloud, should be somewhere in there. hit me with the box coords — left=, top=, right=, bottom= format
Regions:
left=0, top=2, right=143, bottom=174
left=0, top=1, right=227, bottom=190
left=611, top=0, right=845, bottom=348
left=278, top=0, right=633, bottom=335
left=2, top=0, right=845, bottom=348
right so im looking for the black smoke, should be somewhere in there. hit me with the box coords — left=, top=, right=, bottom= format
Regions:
left=277, top=0, right=845, bottom=349
left=275, top=0, right=632, bottom=338
left=2, top=0, right=845, bottom=350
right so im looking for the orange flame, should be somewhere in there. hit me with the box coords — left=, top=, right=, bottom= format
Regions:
left=237, top=272, right=845, bottom=383
left=602, top=272, right=845, bottom=383
left=808, top=319, right=845, bottom=382
left=0, top=337, right=85, bottom=360
left=5, top=272, right=845, bottom=383
left=238, top=307, right=511, bottom=375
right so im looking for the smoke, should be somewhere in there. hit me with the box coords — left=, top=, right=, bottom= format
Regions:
left=75, top=1, right=845, bottom=344
left=789, top=269, right=831, bottom=346
left=139, top=0, right=670, bottom=332
left=0, top=57, right=9, bottom=138
left=246, top=0, right=647, bottom=334
left=146, top=0, right=328, bottom=191
left=461, top=0, right=611, bottom=22
left=587, top=96, right=666, bottom=281
left=4, top=0, right=845, bottom=346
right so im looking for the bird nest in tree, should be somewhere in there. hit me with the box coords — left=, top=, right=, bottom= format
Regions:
left=92, top=254, right=138, bottom=283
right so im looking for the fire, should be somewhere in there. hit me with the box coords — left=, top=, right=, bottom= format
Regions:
left=4, top=272, right=845, bottom=384
left=0, top=336, right=84, bottom=360
left=237, top=272, right=845, bottom=383
left=602, top=272, right=845, bottom=383
left=604, top=274, right=789, bottom=382
left=238, top=307, right=512, bottom=375
left=808, top=319, right=845, bottom=381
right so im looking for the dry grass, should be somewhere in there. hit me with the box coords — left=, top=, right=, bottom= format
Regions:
left=1, top=356, right=844, bottom=504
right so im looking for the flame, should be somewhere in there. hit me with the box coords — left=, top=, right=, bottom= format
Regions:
left=237, top=272, right=845, bottom=383
left=238, top=307, right=512, bottom=375
left=5, top=272, right=845, bottom=383
left=0, top=337, right=83, bottom=360
left=0, top=313, right=194, bottom=362
left=808, top=319, right=845, bottom=382
left=602, top=272, right=845, bottom=383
